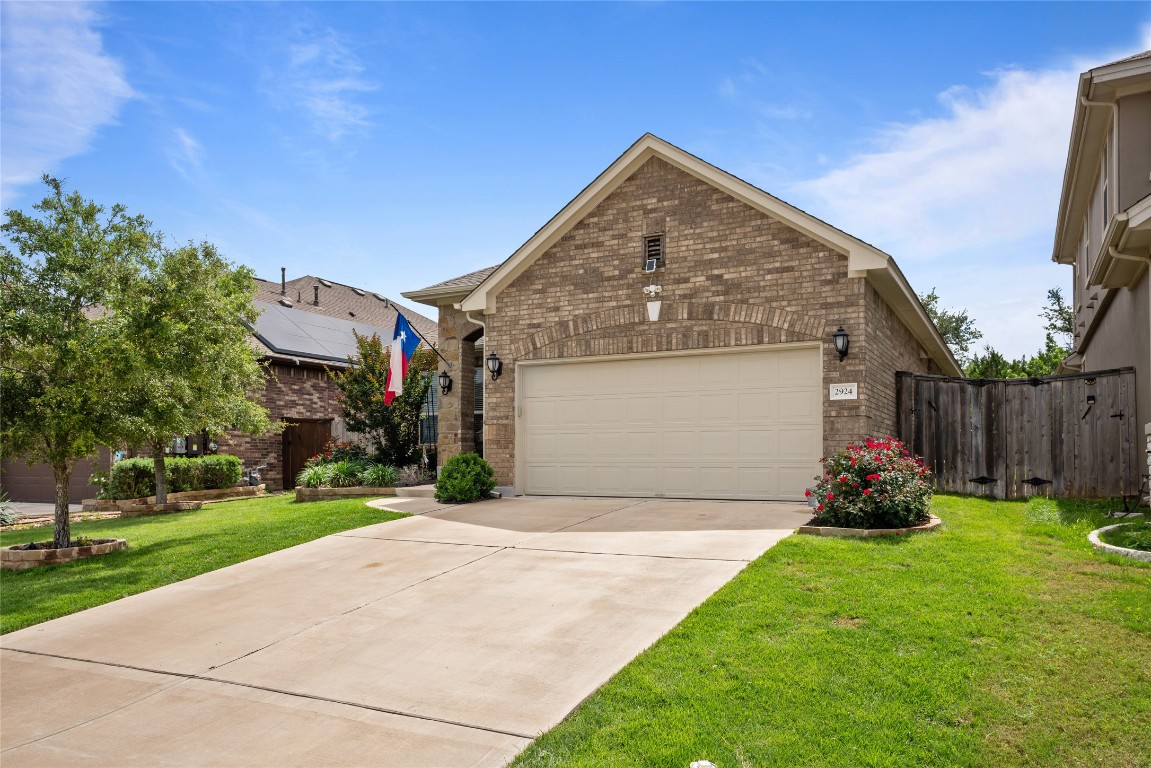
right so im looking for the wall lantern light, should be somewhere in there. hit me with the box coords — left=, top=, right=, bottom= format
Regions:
left=438, top=369, right=453, bottom=395
left=833, top=326, right=850, bottom=361
left=486, top=351, right=503, bottom=381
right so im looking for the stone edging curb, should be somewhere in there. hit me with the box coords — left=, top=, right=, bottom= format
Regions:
left=1, top=538, right=127, bottom=571
left=118, top=501, right=203, bottom=518
left=797, top=515, right=942, bottom=538
left=83, top=485, right=265, bottom=512
left=295, top=486, right=396, bottom=502
left=1088, top=523, right=1151, bottom=563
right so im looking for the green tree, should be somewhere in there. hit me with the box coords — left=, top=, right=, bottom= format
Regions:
left=919, top=288, right=983, bottom=366
left=107, top=241, right=275, bottom=503
left=1040, top=286, right=1073, bottom=345
left=332, top=334, right=435, bottom=467
left=1, top=177, right=160, bottom=547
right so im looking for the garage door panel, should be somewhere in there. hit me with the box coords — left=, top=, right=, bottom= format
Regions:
left=661, top=394, right=699, bottom=424
left=627, top=397, right=659, bottom=424
left=663, top=431, right=697, bottom=459
left=778, top=390, right=820, bottom=421
left=522, top=347, right=821, bottom=501
left=699, top=393, right=736, bottom=422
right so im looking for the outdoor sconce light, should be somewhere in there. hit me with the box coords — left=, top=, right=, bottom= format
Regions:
left=486, top=351, right=503, bottom=381
left=833, top=326, right=850, bottom=361
left=438, top=369, right=453, bottom=395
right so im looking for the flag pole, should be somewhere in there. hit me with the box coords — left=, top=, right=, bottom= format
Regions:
left=398, top=312, right=453, bottom=369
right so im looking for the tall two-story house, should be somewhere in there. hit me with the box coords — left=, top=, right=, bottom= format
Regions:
left=1052, top=51, right=1151, bottom=457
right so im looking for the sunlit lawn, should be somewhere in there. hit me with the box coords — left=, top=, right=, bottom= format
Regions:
left=513, top=495, right=1151, bottom=768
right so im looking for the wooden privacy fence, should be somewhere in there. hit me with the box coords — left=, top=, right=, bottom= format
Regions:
left=896, top=368, right=1140, bottom=499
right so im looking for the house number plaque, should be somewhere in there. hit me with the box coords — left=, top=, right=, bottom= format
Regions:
left=829, top=383, right=858, bottom=400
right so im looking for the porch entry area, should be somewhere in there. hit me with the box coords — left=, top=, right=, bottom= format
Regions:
left=517, top=345, right=823, bottom=501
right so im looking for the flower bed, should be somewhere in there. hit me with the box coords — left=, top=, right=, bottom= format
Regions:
left=82, top=484, right=264, bottom=512
left=295, top=486, right=395, bottom=502
left=806, top=437, right=933, bottom=530
left=1088, top=521, right=1151, bottom=562
left=2, top=538, right=126, bottom=571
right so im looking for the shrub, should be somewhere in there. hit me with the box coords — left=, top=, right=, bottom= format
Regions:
left=435, top=453, right=496, bottom=503
left=326, top=460, right=362, bottom=488
left=809, top=436, right=933, bottom=529
left=105, top=458, right=156, bottom=499
left=0, top=492, right=16, bottom=526
left=166, top=457, right=202, bottom=493
left=360, top=464, right=398, bottom=488
left=307, top=439, right=369, bottom=467
left=102, top=455, right=246, bottom=499
left=396, top=464, right=434, bottom=488
left=296, top=464, right=333, bottom=489
left=199, top=455, right=243, bottom=489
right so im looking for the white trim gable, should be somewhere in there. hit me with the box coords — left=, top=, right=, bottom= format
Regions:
left=459, top=134, right=960, bottom=376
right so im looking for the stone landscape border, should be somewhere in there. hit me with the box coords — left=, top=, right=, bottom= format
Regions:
left=797, top=515, right=942, bottom=538
left=1, top=538, right=127, bottom=571
left=118, top=501, right=203, bottom=518
left=82, top=484, right=265, bottom=512
left=295, top=486, right=395, bottom=502
left=1088, top=521, right=1151, bottom=563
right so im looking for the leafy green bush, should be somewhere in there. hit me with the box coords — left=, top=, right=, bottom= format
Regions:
left=360, top=464, right=398, bottom=487
left=166, top=457, right=203, bottom=493
left=296, top=464, right=333, bottom=489
left=326, top=460, right=362, bottom=488
left=434, top=453, right=496, bottom=503
left=198, top=455, right=242, bottom=489
left=809, top=437, right=933, bottom=529
left=0, top=492, right=16, bottom=526
left=103, top=455, right=245, bottom=499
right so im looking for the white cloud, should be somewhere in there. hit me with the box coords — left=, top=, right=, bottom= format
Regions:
left=0, top=2, right=134, bottom=204
left=792, top=66, right=1078, bottom=262
left=167, top=127, right=205, bottom=181
left=266, top=27, right=377, bottom=142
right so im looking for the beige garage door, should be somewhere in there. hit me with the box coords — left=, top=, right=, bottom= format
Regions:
left=520, top=346, right=822, bottom=501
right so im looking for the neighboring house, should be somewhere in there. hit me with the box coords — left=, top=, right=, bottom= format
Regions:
left=0, top=273, right=438, bottom=500
left=1052, top=51, right=1151, bottom=458
left=404, top=134, right=959, bottom=501
left=227, top=273, right=438, bottom=491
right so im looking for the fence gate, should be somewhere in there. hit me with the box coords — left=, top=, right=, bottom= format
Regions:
left=896, top=368, right=1139, bottom=499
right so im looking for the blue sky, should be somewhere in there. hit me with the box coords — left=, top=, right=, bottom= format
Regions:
left=2, top=2, right=1149, bottom=358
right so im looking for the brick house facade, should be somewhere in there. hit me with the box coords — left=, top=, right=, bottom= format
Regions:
left=406, top=135, right=959, bottom=501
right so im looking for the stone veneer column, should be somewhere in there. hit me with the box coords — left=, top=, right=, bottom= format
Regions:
left=436, top=305, right=482, bottom=467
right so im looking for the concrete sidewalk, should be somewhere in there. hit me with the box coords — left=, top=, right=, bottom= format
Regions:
left=1, top=496, right=812, bottom=767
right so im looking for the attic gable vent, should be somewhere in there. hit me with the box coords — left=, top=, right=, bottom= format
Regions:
left=643, top=234, right=664, bottom=269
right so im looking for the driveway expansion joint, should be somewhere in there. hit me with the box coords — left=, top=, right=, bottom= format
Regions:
left=1, top=647, right=535, bottom=742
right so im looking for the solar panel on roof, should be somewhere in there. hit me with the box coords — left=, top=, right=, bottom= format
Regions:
left=249, top=301, right=392, bottom=363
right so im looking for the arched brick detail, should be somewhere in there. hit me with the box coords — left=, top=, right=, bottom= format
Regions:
left=511, top=301, right=825, bottom=359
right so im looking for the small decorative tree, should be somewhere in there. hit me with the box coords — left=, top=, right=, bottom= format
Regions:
left=1, top=177, right=161, bottom=548
left=808, top=437, right=933, bottom=529
left=332, top=334, right=435, bottom=467
left=106, top=241, right=276, bottom=503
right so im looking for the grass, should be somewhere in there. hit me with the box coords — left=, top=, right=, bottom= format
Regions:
left=1100, top=519, right=1151, bottom=552
left=0, top=494, right=405, bottom=634
left=512, top=495, right=1151, bottom=768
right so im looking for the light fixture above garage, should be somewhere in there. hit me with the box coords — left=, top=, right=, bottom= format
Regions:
left=833, top=327, right=850, bottom=361
left=486, top=352, right=503, bottom=380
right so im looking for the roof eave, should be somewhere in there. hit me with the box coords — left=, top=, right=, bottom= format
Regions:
left=401, top=284, right=477, bottom=307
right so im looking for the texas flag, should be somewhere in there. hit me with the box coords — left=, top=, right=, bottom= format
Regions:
left=384, top=312, right=421, bottom=405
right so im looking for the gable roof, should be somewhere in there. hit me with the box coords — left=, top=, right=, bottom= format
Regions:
left=453, top=134, right=960, bottom=375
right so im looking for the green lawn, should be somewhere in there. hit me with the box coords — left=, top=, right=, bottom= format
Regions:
left=513, top=495, right=1151, bottom=768
left=0, top=494, right=405, bottom=634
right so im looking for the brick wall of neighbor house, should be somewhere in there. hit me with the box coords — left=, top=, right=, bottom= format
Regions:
left=480, top=156, right=931, bottom=486
left=862, top=282, right=935, bottom=438
left=222, top=362, right=341, bottom=490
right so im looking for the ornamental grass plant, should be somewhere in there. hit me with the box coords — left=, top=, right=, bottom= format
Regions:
left=808, top=436, right=932, bottom=529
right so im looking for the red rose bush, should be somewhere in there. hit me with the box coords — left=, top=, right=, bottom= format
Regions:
left=807, top=437, right=933, bottom=529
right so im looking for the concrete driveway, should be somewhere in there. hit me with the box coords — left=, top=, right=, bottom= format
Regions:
left=1, top=496, right=812, bottom=767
